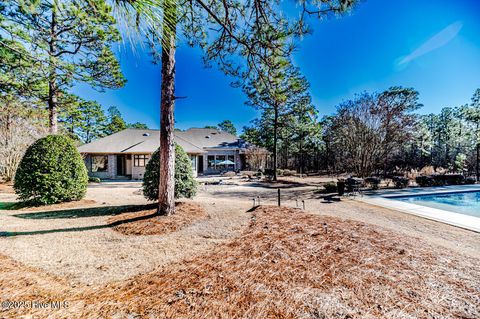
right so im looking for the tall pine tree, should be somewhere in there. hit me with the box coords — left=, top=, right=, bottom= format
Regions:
left=0, top=0, right=125, bottom=133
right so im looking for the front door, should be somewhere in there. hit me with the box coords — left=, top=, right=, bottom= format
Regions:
left=116, top=155, right=126, bottom=176
left=198, top=155, right=204, bottom=174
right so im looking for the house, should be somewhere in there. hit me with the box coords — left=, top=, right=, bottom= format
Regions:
left=77, top=128, right=252, bottom=179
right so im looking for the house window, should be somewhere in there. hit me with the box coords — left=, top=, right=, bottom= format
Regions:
left=134, top=154, right=149, bottom=167
left=92, top=155, right=108, bottom=172
left=207, top=155, right=215, bottom=168
left=216, top=155, right=226, bottom=169
left=190, top=156, right=197, bottom=170
left=228, top=155, right=235, bottom=169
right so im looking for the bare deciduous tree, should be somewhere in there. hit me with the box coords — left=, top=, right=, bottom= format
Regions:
left=0, top=102, right=47, bottom=181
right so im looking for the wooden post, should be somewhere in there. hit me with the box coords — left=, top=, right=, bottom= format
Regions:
left=277, top=188, right=281, bottom=206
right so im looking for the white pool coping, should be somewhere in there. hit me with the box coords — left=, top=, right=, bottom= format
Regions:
left=358, top=185, right=480, bottom=233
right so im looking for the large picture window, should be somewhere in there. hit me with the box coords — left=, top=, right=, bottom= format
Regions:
left=134, top=154, right=149, bottom=167
left=207, top=155, right=215, bottom=168
left=227, top=155, right=235, bottom=169
left=92, top=155, right=108, bottom=172
left=216, top=155, right=226, bottom=169
left=207, top=154, right=236, bottom=170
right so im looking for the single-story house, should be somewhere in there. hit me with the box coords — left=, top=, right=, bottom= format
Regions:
left=77, top=128, right=252, bottom=179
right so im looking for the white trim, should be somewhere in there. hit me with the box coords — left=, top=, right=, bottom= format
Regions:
left=359, top=185, right=480, bottom=233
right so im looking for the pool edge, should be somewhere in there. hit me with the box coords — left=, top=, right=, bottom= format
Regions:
left=357, top=196, right=480, bottom=233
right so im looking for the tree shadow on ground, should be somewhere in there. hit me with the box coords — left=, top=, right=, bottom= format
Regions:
left=0, top=202, right=24, bottom=210
left=0, top=210, right=159, bottom=237
left=11, top=203, right=157, bottom=219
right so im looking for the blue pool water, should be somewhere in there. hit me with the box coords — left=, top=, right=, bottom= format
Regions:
left=395, top=191, right=480, bottom=218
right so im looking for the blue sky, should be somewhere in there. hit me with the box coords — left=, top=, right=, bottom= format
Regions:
left=74, top=0, right=480, bottom=132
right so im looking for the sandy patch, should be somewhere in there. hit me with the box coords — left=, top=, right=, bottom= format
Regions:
left=0, top=183, right=14, bottom=194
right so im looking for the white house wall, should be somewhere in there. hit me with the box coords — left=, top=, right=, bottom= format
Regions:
left=132, top=165, right=146, bottom=180
left=84, top=151, right=237, bottom=179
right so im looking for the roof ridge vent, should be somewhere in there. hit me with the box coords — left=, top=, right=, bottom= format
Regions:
left=143, top=133, right=150, bottom=137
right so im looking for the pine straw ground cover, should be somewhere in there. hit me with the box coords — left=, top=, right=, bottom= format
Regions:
left=108, top=202, right=210, bottom=235
left=1, top=206, right=479, bottom=318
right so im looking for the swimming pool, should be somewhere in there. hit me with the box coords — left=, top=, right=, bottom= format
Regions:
left=395, top=191, right=480, bottom=218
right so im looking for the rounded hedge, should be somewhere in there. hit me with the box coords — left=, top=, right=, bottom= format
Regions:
left=143, top=144, right=197, bottom=201
left=14, top=135, right=88, bottom=205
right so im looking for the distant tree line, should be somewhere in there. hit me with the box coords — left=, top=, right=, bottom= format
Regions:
left=241, top=87, right=480, bottom=180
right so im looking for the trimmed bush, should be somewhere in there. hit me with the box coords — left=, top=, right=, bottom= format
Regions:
left=365, top=177, right=381, bottom=190
left=432, top=174, right=464, bottom=186
left=416, top=175, right=433, bottom=187
left=392, top=176, right=409, bottom=189
left=416, top=174, right=466, bottom=187
left=14, top=135, right=88, bottom=205
left=465, top=176, right=476, bottom=184
left=143, top=144, right=197, bottom=201
left=323, top=182, right=337, bottom=193
left=263, top=168, right=273, bottom=176
left=88, top=177, right=101, bottom=183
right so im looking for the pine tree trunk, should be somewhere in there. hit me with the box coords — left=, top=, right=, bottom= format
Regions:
left=158, top=0, right=177, bottom=215
left=48, top=7, right=58, bottom=134
left=273, top=106, right=278, bottom=181
left=5, top=106, right=11, bottom=148
left=48, top=86, right=58, bottom=134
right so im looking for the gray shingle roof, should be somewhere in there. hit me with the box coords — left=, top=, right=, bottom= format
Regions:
left=77, top=128, right=242, bottom=154
left=175, top=128, right=240, bottom=149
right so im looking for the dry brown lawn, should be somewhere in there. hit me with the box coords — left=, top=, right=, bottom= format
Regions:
left=109, top=202, right=210, bottom=236
left=2, top=205, right=479, bottom=319
left=15, top=199, right=98, bottom=211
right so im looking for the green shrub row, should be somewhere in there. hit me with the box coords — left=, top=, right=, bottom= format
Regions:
left=415, top=174, right=473, bottom=187
left=392, top=176, right=409, bottom=188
